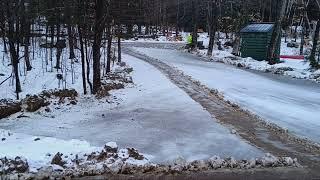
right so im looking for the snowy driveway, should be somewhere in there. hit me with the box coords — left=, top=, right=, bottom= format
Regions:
left=0, top=54, right=262, bottom=163
left=133, top=48, right=320, bottom=143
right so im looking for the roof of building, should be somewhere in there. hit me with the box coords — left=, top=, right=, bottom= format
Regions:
left=240, top=23, right=274, bottom=33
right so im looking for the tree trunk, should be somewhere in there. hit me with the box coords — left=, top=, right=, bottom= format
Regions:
left=2, top=36, right=7, bottom=54
left=92, top=0, right=105, bottom=93
left=106, top=25, right=112, bottom=73
left=7, top=1, right=21, bottom=99
left=138, top=24, right=142, bottom=35
left=118, top=26, right=122, bottom=63
left=24, top=45, right=32, bottom=71
left=50, top=25, right=54, bottom=71
left=68, top=25, right=76, bottom=59
left=66, top=0, right=76, bottom=60
left=176, top=0, right=180, bottom=37
left=232, top=35, right=241, bottom=56
left=24, top=22, right=32, bottom=71
left=268, top=0, right=288, bottom=64
left=55, top=23, right=62, bottom=69
left=191, top=0, right=199, bottom=49
left=145, top=25, right=150, bottom=35
left=78, top=25, right=87, bottom=95
left=85, top=35, right=93, bottom=94
left=207, top=0, right=218, bottom=56
left=300, top=22, right=305, bottom=56
left=9, top=41, right=21, bottom=99
left=310, top=19, right=320, bottom=69
left=20, top=0, right=32, bottom=71
left=127, top=24, right=133, bottom=37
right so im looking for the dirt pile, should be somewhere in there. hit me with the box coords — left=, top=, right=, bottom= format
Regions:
left=0, top=157, right=29, bottom=174
left=41, top=89, right=78, bottom=99
left=21, top=89, right=79, bottom=112
left=0, top=99, right=21, bottom=119
left=97, top=65, right=134, bottom=99
left=21, top=95, right=49, bottom=112
left=96, top=83, right=125, bottom=99
left=0, top=89, right=79, bottom=118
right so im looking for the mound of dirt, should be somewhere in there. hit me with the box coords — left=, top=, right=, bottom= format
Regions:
left=40, top=89, right=78, bottom=99
left=0, top=157, right=29, bottom=174
left=127, top=148, right=144, bottom=160
left=1, top=89, right=79, bottom=117
left=0, top=99, right=22, bottom=119
left=96, top=83, right=125, bottom=99
left=21, top=95, right=49, bottom=112
left=51, top=153, right=66, bottom=167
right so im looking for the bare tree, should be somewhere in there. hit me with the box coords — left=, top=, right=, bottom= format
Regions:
left=6, top=0, right=22, bottom=99
left=92, top=0, right=106, bottom=93
left=268, top=0, right=289, bottom=64
left=309, top=18, right=320, bottom=68
left=207, top=0, right=219, bottom=56
left=191, top=0, right=199, bottom=49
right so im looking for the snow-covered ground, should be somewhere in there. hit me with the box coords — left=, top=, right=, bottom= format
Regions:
left=133, top=48, right=320, bottom=144
left=0, top=46, right=84, bottom=100
left=0, top=129, right=99, bottom=170
left=0, top=54, right=263, bottom=167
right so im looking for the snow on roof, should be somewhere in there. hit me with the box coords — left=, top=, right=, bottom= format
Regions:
left=240, top=23, right=274, bottom=33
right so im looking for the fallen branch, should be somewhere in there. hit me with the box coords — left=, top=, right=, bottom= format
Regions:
left=0, top=73, right=12, bottom=86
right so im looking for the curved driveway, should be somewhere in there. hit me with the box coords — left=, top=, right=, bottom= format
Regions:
left=133, top=47, right=320, bottom=143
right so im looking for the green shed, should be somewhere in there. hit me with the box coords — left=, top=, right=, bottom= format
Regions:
left=240, top=23, right=281, bottom=62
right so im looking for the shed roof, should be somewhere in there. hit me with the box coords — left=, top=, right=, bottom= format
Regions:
left=240, top=23, right=274, bottom=33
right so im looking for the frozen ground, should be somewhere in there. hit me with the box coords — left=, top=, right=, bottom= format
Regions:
left=0, top=54, right=263, bottom=164
left=133, top=47, right=320, bottom=143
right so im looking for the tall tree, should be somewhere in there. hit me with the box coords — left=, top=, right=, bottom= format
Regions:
left=92, top=0, right=106, bottom=93
left=207, top=0, right=219, bottom=56
left=309, top=18, right=320, bottom=69
left=191, top=0, right=199, bottom=49
left=6, top=0, right=22, bottom=99
left=268, top=0, right=289, bottom=64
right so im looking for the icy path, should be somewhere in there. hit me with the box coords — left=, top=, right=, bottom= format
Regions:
left=0, top=54, right=262, bottom=163
left=133, top=48, right=320, bottom=143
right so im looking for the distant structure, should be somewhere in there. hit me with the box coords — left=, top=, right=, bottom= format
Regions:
left=240, top=23, right=281, bottom=62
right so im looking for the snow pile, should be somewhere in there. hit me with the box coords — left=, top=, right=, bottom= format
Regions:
left=0, top=129, right=302, bottom=178
left=1, top=153, right=302, bottom=179
left=168, top=154, right=300, bottom=173
left=0, top=129, right=150, bottom=178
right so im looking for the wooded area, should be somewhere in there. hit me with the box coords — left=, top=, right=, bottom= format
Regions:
left=1, top=0, right=320, bottom=99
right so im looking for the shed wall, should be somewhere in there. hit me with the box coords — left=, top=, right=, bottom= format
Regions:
left=240, top=32, right=280, bottom=61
